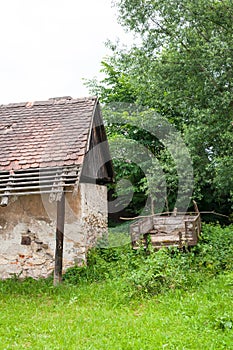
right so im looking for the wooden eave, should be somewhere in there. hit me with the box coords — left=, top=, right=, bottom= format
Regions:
left=80, top=102, right=114, bottom=184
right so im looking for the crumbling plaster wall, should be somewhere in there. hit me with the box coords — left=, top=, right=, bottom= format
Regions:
left=80, top=182, right=108, bottom=248
left=0, top=183, right=107, bottom=279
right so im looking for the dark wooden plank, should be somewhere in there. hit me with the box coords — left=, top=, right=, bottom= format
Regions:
left=54, top=192, right=65, bottom=286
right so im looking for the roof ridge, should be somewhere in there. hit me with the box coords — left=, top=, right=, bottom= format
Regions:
left=0, top=96, right=97, bottom=109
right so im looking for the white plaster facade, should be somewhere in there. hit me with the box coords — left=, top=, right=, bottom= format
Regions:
left=0, top=183, right=107, bottom=279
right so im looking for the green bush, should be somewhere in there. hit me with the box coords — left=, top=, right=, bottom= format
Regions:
left=64, top=224, right=233, bottom=298
left=127, top=224, right=233, bottom=297
left=63, top=245, right=135, bottom=284
left=194, top=224, right=233, bottom=273
left=63, top=251, right=112, bottom=284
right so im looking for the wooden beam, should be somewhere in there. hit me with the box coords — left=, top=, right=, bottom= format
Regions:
left=54, top=192, right=65, bottom=286
left=0, top=190, right=73, bottom=197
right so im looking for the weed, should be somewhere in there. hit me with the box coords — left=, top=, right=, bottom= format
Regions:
left=64, top=224, right=233, bottom=298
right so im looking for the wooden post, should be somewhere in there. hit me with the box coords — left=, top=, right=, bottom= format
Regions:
left=54, top=192, right=65, bottom=286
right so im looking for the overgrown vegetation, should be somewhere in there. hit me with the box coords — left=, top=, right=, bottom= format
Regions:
left=64, top=224, right=233, bottom=297
left=1, top=2, right=232, bottom=349
left=86, top=0, right=233, bottom=216
left=0, top=224, right=232, bottom=349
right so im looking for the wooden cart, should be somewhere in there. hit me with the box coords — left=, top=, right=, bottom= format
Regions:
left=130, top=205, right=201, bottom=250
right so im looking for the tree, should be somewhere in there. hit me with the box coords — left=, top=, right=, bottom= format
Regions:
left=88, top=0, right=233, bottom=215
left=87, top=61, right=137, bottom=104
left=115, top=0, right=233, bottom=213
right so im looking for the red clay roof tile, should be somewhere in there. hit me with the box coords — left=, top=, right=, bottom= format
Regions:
left=0, top=97, right=97, bottom=171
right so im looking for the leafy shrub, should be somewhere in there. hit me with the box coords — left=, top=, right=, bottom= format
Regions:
left=64, top=224, right=233, bottom=298
left=194, top=224, right=233, bottom=273
left=63, top=250, right=112, bottom=284
left=125, top=247, right=196, bottom=298
left=127, top=224, right=233, bottom=297
left=63, top=245, right=135, bottom=284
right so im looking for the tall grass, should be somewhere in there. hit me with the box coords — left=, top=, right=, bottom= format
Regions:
left=0, top=224, right=232, bottom=349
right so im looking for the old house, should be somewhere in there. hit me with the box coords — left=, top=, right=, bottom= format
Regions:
left=0, top=96, right=113, bottom=280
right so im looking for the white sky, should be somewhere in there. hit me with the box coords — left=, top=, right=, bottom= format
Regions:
left=0, top=0, right=131, bottom=104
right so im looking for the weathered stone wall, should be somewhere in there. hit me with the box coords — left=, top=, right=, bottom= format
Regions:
left=80, top=183, right=108, bottom=248
left=0, top=183, right=107, bottom=279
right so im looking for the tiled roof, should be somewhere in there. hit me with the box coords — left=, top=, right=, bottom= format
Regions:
left=0, top=96, right=97, bottom=171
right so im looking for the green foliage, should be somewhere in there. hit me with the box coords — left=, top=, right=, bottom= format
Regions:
left=63, top=245, right=134, bottom=284
left=64, top=224, right=233, bottom=298
left=85, top=60, right=137, bottom=104
left=194, top=223, right=233, bottom=272
left=0, top=224, right=232, bottom=349
left=88, top=0, right=233, bottom=214
left=127, top=224, right=233, bottom=298
left=103, top=106, right=193, bottom=215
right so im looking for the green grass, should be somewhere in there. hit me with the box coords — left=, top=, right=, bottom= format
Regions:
left=103, top=221, right=132, bottom=247
left=0, top=273, right=232, bottom=349
left=0, top=224, right=232, bottom=349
